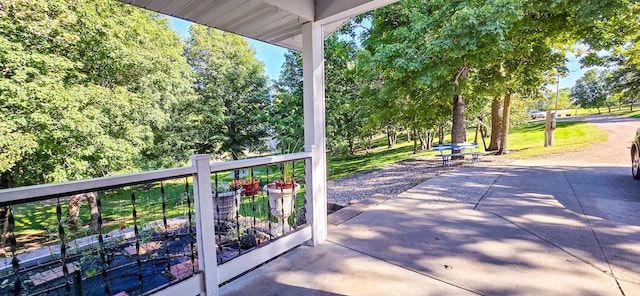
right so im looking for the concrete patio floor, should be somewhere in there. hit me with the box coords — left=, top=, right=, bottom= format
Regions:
left=220, top=160, right=640, bottom=295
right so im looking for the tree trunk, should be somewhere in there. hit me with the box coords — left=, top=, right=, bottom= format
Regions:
left=418, top=130, right=428, bottom=151
left=67, top=192, right=100, bottom=233
left=412, top=129, right=418, bottom=154
left=67, top=194, right=83, bottom=231
left=474, top=125, right=480, bottom=144
left=497, top=92, right=512, bottom=155
left=606, top=103, right=611, bottom=113
left=387, top=126, right=397, bottom=148
left=86, top=192, right=100, bottom=234
left=0, top=207, right=7, bottom=256
left=488, top=97, right=503, bottom=151
left=348, top=138, right=355, bottom=155
left=480, top=125, right=488, bottom=151
left=631, top=103, right=634, bottom=111
left=451, top=95, right=466, bottom=144
left=438, top=125, right=445, bottom=144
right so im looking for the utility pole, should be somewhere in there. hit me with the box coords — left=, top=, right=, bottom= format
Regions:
left=545, top=76, right=559, bottom=147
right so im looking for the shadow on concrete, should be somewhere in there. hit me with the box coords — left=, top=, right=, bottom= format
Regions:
left=474, top=164, right=640, bottom=294
left=220, top=164, right=640, bottom=295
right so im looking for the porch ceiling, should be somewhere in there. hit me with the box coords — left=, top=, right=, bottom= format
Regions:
left=116, top=0, right=399, bottom=51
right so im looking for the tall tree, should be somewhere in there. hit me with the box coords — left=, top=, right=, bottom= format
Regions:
left=184, top=25, right=270, bottom=159
left=598, top=3, right=640, bottom=110
left=324, top=35, right=368, bottom=155
left=359, top=0, right=632, bottom=154
left=571, top=69, right=612, bottom=113
left=272, top=32, right=369, bottom=155
left=0, top=0, right=194, bottom=187
left=0, top=0, right=195, bottom=241
left=362, top=0, right=524, bottom=149
left=271, top=51, right=304, bottom=151
left=609, top=62, right=640, bottom=110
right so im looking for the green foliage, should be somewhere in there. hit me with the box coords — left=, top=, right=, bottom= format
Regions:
left=0, top=0, right=194, bottom=187
left=571, top=69, right=612, bottom=112
left=271, top=51, right=304, bottom=150
left=355, top=0, right=632, bottom=154
left=324, top=34, right=369, bottom=154
left=184, top=25, right=270, bottom=159
left=609, top=62, right=640, bottom=105
left=358, top=0, right=562, bottom=149
left=598, top=3, right=640, bottom=107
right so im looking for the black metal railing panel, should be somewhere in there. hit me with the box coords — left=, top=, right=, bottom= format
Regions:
left=0, top=152, right=314, bottom=295
left=0, top=176, right=198, bottom=295
left=211, top=157, right=309, bottom=265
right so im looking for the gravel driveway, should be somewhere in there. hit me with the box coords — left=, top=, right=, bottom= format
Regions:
left=326, top=158, right=453, bottom=206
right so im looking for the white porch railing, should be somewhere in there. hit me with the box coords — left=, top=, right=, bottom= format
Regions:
left=0, top=150, right=318, bottom=296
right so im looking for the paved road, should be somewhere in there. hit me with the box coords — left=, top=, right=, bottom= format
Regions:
left=551, top=114, right=640, bottom=165
left=501, top=114, right=640, bottom=294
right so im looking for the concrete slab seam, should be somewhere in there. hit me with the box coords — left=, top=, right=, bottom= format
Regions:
left=561, top=170, right=627, bottom=296
left=324, top=239, right=483, bottom=295
left=328, top=195, right=393, bottom=226
left=473, top=165, right=509, bottom=210
left=489, top=211, right=617, bottom=281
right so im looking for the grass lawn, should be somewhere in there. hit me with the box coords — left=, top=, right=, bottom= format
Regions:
left=567, top=104, right=640, bottom=117
left=327, top=137, right=418, bottom=179
left=11, top=162, right=308, bottom=249
left=327, top=120, right=607, bottom=179
left=505, top=121, right=607, bottom=158
left=606, top=107, right=640, bottom=118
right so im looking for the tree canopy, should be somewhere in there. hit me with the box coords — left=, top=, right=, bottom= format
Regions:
left=2, top=0, right=640, bottom=189
left=571, top=69, right=612, bottom=112
left=0, top=0, right=194, bottom=187
left=184, top=25, right=270, bottom=159
left=0, top=0, right=270, bottom=188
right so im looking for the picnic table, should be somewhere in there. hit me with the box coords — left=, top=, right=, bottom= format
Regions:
left=433, top=143, right=481, bottom=166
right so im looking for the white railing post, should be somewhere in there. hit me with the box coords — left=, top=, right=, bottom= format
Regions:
left=304, top=145, right=326, bottom=246
left=303, top=21, right=328, bottom=246
left=190, top=154, right=218, bottom=296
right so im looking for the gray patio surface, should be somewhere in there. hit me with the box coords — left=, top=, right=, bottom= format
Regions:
left=220, top=161, right=640, bottom=295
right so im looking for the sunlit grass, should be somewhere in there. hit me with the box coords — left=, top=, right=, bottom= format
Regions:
left=608, top=106, right=640, bottom=118
left=327, top=120, right=608, bottom=178
left=505, top=121, right=607, bottom=158
left=328, top=138, right=416, bottom=179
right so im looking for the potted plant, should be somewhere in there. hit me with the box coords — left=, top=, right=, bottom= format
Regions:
left=274, top=161, right=295, bottom=189
left=240, top=178, right=260, bottom=196
left=265, top=162, right=300, bottom=221
left=212, top=182, right=242, bottom=221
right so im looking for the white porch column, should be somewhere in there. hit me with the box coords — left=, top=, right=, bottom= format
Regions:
left=302, top=21, right=327, bottom=246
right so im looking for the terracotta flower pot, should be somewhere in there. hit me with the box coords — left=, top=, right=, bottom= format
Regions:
left=274, top=180, right=295, bottom=189
left=241, top=179, right=260, bottom=196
